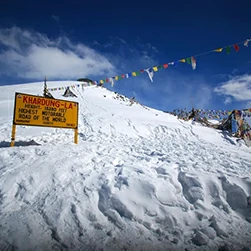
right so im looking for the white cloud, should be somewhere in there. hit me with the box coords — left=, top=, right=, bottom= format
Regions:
left=194, top=85, right=212, bottom=108
left=214, top=74, right=251, bottom=102
left=247, top=101, right=251, bottom=108
left=224, top=97, right=232, bottom=104
left=0, top=26, right=115, bottom=80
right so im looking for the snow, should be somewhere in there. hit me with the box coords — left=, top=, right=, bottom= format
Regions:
left=0, top=81, right=251, bottom=251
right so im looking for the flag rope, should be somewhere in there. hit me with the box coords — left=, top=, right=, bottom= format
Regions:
left=48, top=38, right=251, bottom=91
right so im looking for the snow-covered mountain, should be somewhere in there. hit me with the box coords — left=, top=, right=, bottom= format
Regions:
left=0, top=81, right=251, bottom=251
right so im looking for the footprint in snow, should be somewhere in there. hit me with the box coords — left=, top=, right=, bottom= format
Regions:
left=112, top=158, right=124, bottom=167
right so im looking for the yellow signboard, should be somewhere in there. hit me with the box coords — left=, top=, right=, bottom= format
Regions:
left=13, top=92, right=78, bottom=129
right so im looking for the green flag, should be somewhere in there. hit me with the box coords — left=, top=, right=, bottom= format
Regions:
left=226, top=46, right=230, bottom=54
left=186, top=58, right=191, bottom=64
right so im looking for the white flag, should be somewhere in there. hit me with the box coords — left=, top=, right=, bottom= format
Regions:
left=145, top=68, right=154, bottom=82
left=244, top=39, right=251, bottom=47
left=109, top=78, right=114, bottom=87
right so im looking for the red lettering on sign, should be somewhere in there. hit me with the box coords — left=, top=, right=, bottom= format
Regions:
left=20, top=95, right=72, bottom=109
left=23, top=96, right=28, bottom=103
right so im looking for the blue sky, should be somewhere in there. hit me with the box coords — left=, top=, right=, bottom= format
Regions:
left=0, top=0, right=251, bottom=112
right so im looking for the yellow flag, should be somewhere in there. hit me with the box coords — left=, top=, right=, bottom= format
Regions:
left=100, top=80, right=104, bottom=84
left=179, top=59, right=186, bottom=63
left=153, top=66, right=158, bottom=72
left=115, top=76, right=119, bottom=80
left=214, top=48, right=223, bottom=52
left=132, top=72, right=137, bottom=76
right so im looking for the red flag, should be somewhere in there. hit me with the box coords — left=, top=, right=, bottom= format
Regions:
left=234, top=44, right=239, bottom=52
left=191, top=56, right=196, bottom=70
left=163, top=64, right=168, bottom=69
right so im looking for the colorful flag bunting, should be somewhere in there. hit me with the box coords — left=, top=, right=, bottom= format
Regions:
left=49, top=38, right=249, bottom=91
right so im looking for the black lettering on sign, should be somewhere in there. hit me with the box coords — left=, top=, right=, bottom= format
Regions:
left=18, top=108, right=38, bottom=115
left=66, top=123, right=75, bottom=127
left=42, top=111, right=64, bottom=117
left=45, top=107, right=57, bottom=111
left=25, top=104, right=40, bottom=109
left=19, top=114, right=31, bottom=119
left=52, top=117, right=66, bottom=123
left=59, top=108, right=66, bottom=113
left=16, top=119, right=30, bottom=123
left=42, top=116, right=50, bottom=121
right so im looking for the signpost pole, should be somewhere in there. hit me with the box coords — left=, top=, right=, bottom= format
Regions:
left=10, top=124, right=16, bottom=147
left=74, top=129, right=78, bottom=144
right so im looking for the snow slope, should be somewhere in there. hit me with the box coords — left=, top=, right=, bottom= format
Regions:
left=0, top=81, right=251, bottom=251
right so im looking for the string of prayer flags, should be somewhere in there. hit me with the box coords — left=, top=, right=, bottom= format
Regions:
left=85, top=38, right=249, bottom=85
left=47, top=37, right=250, bottom=92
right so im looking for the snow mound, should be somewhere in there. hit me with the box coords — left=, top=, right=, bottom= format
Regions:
left=0, top=81, right=251, bottom=250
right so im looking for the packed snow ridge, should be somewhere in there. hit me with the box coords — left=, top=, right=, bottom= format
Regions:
left=0, top=81, right=251, bottom=251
